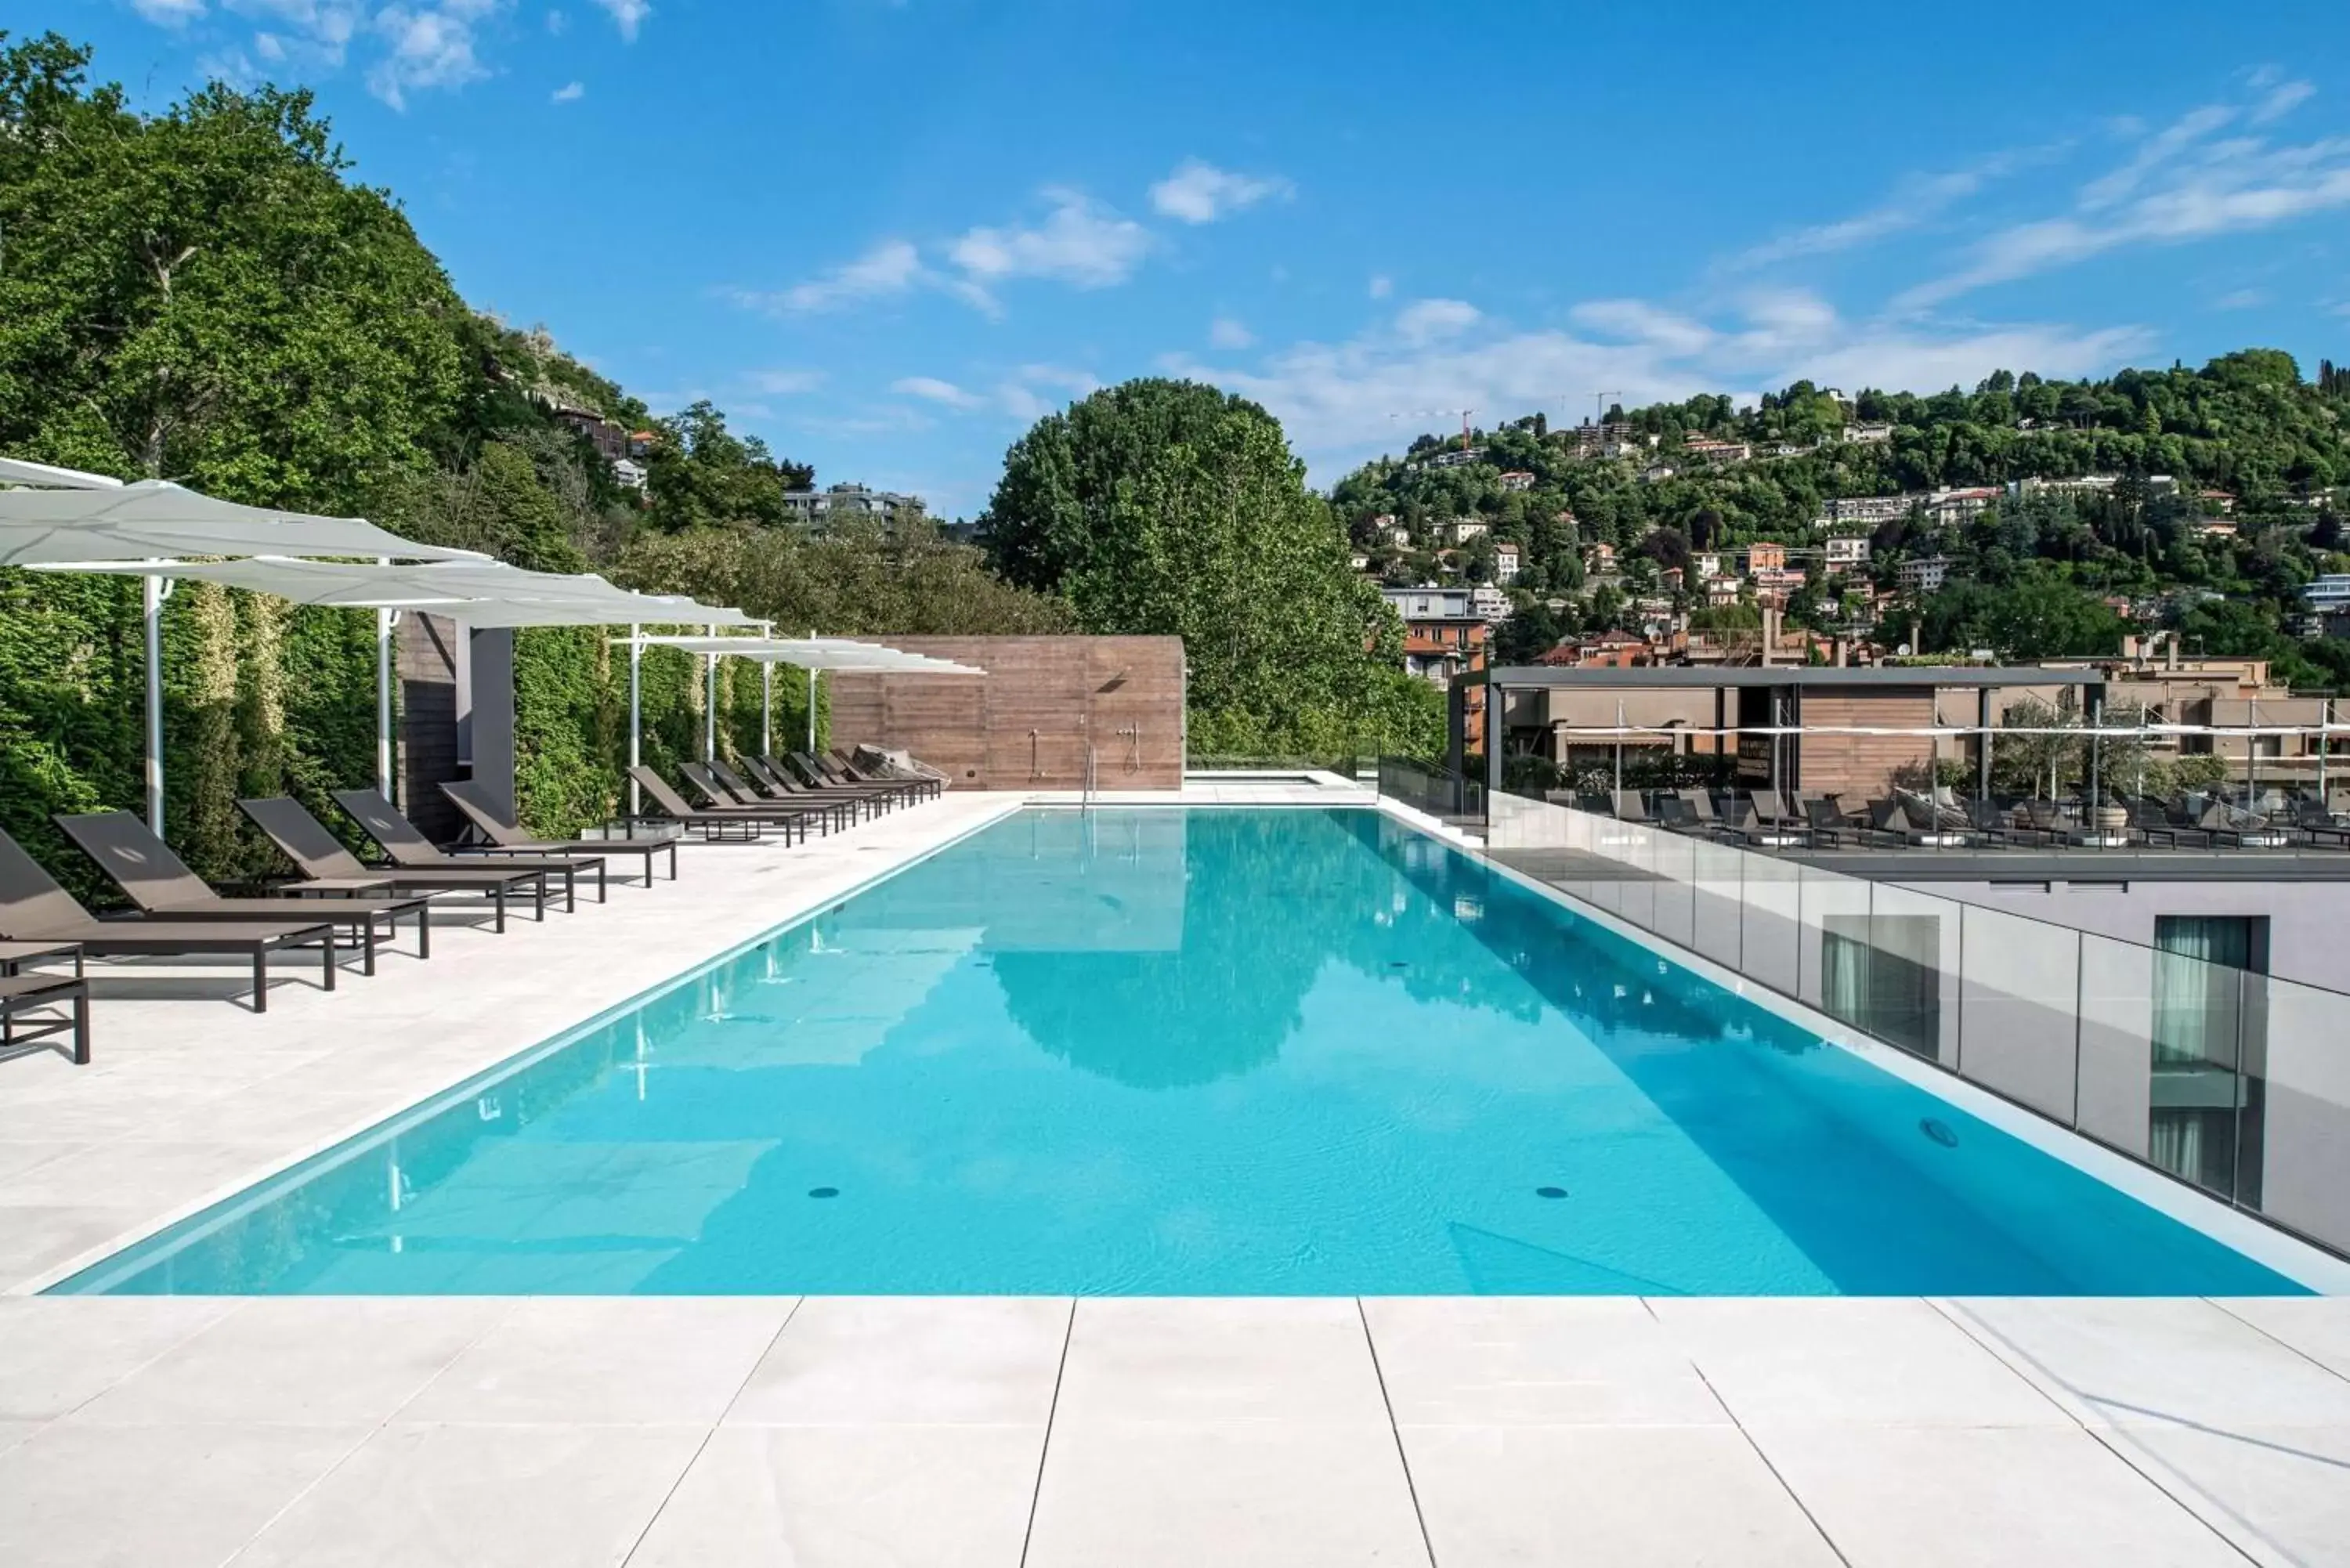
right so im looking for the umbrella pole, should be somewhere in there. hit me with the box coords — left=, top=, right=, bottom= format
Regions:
left=807, top=628, right=818, bottom=754
left=703, top=623, right=718, bottom=763
left=627, top=625, right=642, bottom=819
left=143, top=572, right=168, bottom=837
left=761, top=661, right=772, bottom=758
left=375, top=558, right=393, bottom=804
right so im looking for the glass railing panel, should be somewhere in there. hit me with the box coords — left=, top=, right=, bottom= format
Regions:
left=1739, top=852, right=1802, bottom=997
left=1796, top=863, right=1873, bottom=1017
left=2253, top=971, right=2349, bottom=1254
left=1615, top=822, right=1660, bottom=934
left=1956, top=903, right=2083, bottom=1124
left=1649, top=827, right=1697, bottom=950
left=1689, top=836, right=1745, bottom=972
left=1861, top=881, right=1964, bottom=1067
left=2075, top=933, right=2156, bottom=1158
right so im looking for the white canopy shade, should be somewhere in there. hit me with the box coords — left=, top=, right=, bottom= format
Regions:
left=613, top=634, right=985, bottom=674
left=0, top=477, right=487, bottom=566
left=0, top=457, right=124, bottom=490
left=38, top=556, right=757, bottom=627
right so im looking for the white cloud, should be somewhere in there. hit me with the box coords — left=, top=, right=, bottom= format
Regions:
left=551, top=79, right=584, bottom=102
left=1367, top=274, right=1393, bottom=299
left=949, top=189, right=1150, bottom=289
left=366, top=3, right=498, bottom=110
left=546, top=7, right=567, bottom=31
left=1900, top=91, right=2350, bottom=309
left=745, top=367, right=826, bottom=395
left=1209, top=316, right=1255, bottom=349
left=1148, top=159, right=1292, bottom=224
left=133, top=0, right=208, bottom=24
left=2214, top=287, right=2269, bottom=309
left=1569, top=298, right=1714, bottom=356
left=1394, top=298, right=1481, bottom=344
left=892, top=376, right=987, bottom=410
left=738, top=240, right=929, bottom=314
left=1729, top=149, right=2047, bottom=269
left=592, top=0, right=650, bottom=40
left=2251, top=77, right=2315, bottom=125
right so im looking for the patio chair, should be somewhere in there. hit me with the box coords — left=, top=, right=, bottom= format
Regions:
left=439, top=779, right=678, bottom=887
left=334, top=789, right=602, bottom=908
left=621, top=767, right=772, bottom=843
left=2285, top=799, right=2350, bottom=849
left=1672, top=788, right=1736, bottom=840
left=0, top=959, right=90, bottom=1064
left=1609, top=789, right=1653, bottom=824
left=238, top=797, right=548, bottom=930
left=2128, top=798, right=2210, bottom=850
left=674, top=764, right=826, bottom=842
left=1733, top=791, right=1810, bottom=847
left=1803, top=797, right=1871, bottom=847
left=2196, top=800, right=2285, bottom=850
left=55, top=811, right=432, bottom=973
left=0, top=827, right=334, bottom=1013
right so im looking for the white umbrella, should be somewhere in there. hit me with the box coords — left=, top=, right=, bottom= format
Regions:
left=4, top=464, right=489, bottom=835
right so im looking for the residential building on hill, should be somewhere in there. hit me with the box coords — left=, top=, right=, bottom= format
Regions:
left=1824, top=534, right=1871, bottom=573
left=1842, top=421, right=1894, bottom=444
left=1740, top=541, right=1788, bottom=575
left=1824, top=493, right=1917, bottom=526
left=1683, top=438, right=1752, bottom=466
left=783, top=482, right=925, bottom=529
left=1898, top=555, right=1954, bottom=593
left=1493, top=543, right=1521, bottom=583
left=1499, top=470, right=1535, bottom=492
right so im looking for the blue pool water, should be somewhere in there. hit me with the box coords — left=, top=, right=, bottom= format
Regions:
left=60, top=808, right=2300, bottom=1296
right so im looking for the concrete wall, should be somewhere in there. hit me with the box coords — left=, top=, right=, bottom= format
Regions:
left=826, top=635, right=1186, bottom=790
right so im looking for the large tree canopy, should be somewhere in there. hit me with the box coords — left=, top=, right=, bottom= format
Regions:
left=980, top=378, right=1442, bottom=757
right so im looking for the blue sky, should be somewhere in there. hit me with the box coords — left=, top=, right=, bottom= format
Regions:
left=35, top=1, right=2350, bottom=516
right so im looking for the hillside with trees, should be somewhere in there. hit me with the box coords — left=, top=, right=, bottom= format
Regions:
left=1336, top=351, right=2350, bottom=687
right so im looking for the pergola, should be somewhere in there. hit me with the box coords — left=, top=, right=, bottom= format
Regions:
left=2, top=463, right=490, bottom=834
left=609, top=634, right=985, bottom=815
left=38, top=555, right=754, bottom=826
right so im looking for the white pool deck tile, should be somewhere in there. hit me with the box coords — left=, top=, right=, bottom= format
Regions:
left=2, top=782, right=2348, bottom=1564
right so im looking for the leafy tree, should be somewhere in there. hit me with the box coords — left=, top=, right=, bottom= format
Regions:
left=642, top=400, right=812, bottom=533
left=982, top=378, right=1444, bottom=756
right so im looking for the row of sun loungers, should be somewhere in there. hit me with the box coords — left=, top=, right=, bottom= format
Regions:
left=1578, top=785, right=2345, bottom=853
left=0, top=748, right=945, bottom=1059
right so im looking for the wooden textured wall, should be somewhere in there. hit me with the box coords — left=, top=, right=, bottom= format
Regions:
left=827, top=636, right=1185, bottom=790
left=1797, top=688, right=1935, bottom=800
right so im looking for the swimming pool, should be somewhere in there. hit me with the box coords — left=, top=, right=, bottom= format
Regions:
left=58, top=807, right=2308, bottom=1295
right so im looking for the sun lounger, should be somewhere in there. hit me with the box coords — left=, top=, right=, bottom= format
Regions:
left=674, top=764, right=825, bottom=842
left=239, top=797, right=547, bottom=930
left=703, top=760, right=853, bottom=834
left=791, top=751, right=920, bottom=807
left=56, top=811, right=432, bottom=973
left=0, top=828, right=334, bottom=1013
left=753, top=755, right=893, bottom=819
left=620, top=766, right=770, bottom=842
left=439, top=779, right=678, bottom=887
left=334, top=789, right=602, bottom=908
left=0, top=939, right=91, bottom=1063
left=830, top=748, right=943, bottom=800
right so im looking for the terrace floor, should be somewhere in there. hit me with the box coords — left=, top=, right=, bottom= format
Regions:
left=2, top=781, right=2345, bottom=1566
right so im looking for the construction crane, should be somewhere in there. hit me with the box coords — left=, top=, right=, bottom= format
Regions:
left=1387, top=408, right=1477, bottom=450
left=1589, top=390, right=1623, bottom=426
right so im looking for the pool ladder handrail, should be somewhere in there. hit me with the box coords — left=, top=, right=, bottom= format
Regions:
left=1082, top=741, right=1098, bottom=812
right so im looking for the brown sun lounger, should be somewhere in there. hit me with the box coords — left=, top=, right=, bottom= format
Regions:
left=705, top=760, right=855, bottom=833
left=674, top=764, right=824, bottom=843
left=439, top=779, right=678, bottom=887
left=0, top=969, right=90, bottom=1064
left=621, top=766, right=772, bottom=842
left=826, top=748, right=942, bottom=800
left=750, top=755, right=892, bottom=820
left=0, top=827, right=334, bottom=1013
left=55, top=811, right=432, bottom=973
left=239, top=797, right=547, bottom=930
left=334, top=789, right=602, bottom=909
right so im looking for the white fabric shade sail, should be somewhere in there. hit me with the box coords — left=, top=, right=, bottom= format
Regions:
left=614, top=634, right=986, bottom=674
left=0, top=474, right=488, bottom=566
left=39, top=556, right=757, bottom=627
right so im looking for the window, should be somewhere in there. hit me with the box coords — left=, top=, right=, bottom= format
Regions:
left=2149, top=915, right=2267, bottom=1205
left=1820, top=915, right=1941, bottom=1061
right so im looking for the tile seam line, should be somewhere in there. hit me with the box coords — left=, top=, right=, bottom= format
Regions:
left=620, top=1293, right=808, bottom=1567
left=1925, top=1297, right=2272, bottom=1566
left=212, top=1299, right=518, bottom=1568
left=1016, top=1295, right=1078, bottom=1568
left=1355, top=1296, right=1439, bottom=1568
left=1683, top=1358, right=1853, bottom=1566
left=2206, top=1295, right=2350, bottom=1388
